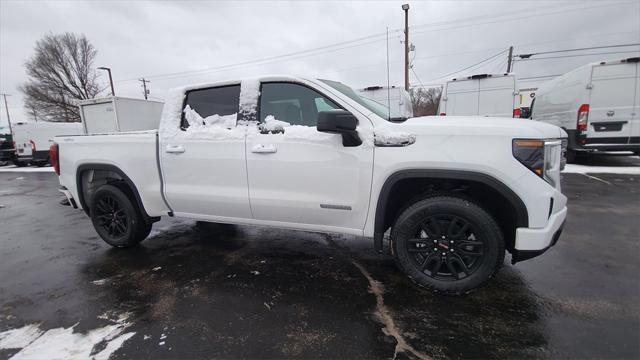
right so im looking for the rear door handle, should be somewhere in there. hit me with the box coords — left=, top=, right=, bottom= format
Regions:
left=251, top=144, right=277, bottom=154
left=165, top=144, right=185, bottom=154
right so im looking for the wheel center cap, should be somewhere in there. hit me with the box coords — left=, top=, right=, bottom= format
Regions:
left=437, top=240, right=449, bottom=250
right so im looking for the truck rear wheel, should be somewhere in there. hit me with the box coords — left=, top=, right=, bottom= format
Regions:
left=90, top=184, right=151, bottom=248
left=391, top=196, right=504, bottom=295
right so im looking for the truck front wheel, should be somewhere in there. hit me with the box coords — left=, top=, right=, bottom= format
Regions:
left=90, top=184, right=151, bottom=248
left=391, top=196, right=504, bottom=294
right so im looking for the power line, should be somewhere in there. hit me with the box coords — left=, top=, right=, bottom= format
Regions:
left=410, top=1, right=635, bottom=38
left=114, top=1, right=634, bottom=83
left=426, top=49, right=508, bottom=82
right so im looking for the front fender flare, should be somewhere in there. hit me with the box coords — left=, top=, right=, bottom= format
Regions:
left=373, top=169, right=529, bottom=253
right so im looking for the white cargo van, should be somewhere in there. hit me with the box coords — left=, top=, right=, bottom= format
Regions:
left=438, top=73, right=520, bottom=118
left=531, top=57, right=640, bottom=160
left=78, top=97, right=164, bottom=134
left=12, top=121, right=83, bottom=166
left=356, top=86, right=413, bottom=120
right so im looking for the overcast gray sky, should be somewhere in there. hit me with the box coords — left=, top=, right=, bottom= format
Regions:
left=1, top=0, right=639, bottom=125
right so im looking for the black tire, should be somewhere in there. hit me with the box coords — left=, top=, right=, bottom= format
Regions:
left=13, top=160, right=28, bottom=167
left=90, top=184, right=151, bottom=248
left=391, top=196, right=504, bottom=295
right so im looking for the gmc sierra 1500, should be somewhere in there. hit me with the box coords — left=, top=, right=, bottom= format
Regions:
left=53, top=75, right=567, bottom=293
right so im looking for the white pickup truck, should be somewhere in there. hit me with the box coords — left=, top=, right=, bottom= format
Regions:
left=52, top=75, right=567, bottom=294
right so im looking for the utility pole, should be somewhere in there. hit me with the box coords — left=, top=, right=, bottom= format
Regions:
left=506, top=46, right=514, bottom=73
left=98, top=67, right=115, bottom=96
left=1, top=93, right=13, bottom=135
left=139, top=78, right=150, bottom=100
left=402, top=4, right=410, bottom=91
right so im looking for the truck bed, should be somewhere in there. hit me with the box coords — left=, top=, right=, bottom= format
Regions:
left=56, top=130, right=169, bottom=217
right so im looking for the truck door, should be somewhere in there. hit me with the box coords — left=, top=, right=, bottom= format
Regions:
left=159, top=84, right=253, bottom=220
left=245, top=82, right=374, bottom=233
left=478, top=76, right=516, bottom=118
left=587, top=62, right=635, bottom=143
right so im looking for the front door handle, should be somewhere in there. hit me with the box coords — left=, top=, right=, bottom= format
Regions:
left=165, top=144, right=185, bottom=154
left=251, top=144, right=277, bottom=154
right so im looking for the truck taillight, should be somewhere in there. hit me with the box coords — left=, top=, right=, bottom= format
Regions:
left=439, top=112, right=446, bottom=116
left=577, top=104, right=589, bottom=132
left=30, top=140, right=36, bottom=152
left=50, top=143, right=60, bottom=175
left=513, top=108, right=521, bottom=118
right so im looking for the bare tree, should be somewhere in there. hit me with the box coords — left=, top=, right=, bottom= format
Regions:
left=410, top=87, right=442, bottom=117
left=20, top=33, right=101, bottom=122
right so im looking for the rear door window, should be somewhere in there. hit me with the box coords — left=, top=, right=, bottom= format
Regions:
left=181, top=85, right=241, bottom=129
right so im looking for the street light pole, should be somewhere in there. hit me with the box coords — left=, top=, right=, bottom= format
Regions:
left=0, top=93, right=12, bottom=135
left=402, top=4, right=410, bottom=91
left=98, top=67, right=115, bottom=96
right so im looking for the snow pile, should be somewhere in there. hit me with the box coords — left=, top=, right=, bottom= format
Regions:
left=254, top=115, right=338, bottom=143
left=374, top=126, right=416, bottom=146
left=158, top=87, right=187, bottom=140
left=239, top=79, right=260, bottom=121
left=262, top=115, right=290, bottom=132
left=183, top=105, right=237, bottom=128
left=0, top=313, right=135, bottom=359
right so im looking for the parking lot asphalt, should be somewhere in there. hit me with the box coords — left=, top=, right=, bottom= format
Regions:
left=0, top=160, right=639, bottom=359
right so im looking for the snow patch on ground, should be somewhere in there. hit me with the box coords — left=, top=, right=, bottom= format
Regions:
left=0, top=313, right=135, bottom=359
left=0, top=324, right=43, bottom=349
left=563, top=164, right=640, bottom=175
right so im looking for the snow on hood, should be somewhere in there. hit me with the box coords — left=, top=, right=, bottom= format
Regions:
left=401, top=115, right=565, bottom=139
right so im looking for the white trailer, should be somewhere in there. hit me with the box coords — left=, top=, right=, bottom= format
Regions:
left=438, top=73, right=520, bottom=118
left=356, top=86, right=413, bottom=119
left=532, top=57, right=640, bottom=159
left=78, top=97, right=164, bottom=134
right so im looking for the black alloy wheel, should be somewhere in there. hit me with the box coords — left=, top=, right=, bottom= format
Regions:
left=94, top=195, right=129, bottom=239
left=90, top=184, right=151, bottom=247
left=391, top=196, right=504, bottom=294
left=406, top=215, right=484, bottom=281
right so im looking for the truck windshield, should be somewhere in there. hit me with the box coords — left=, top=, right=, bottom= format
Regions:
left=320, top=79, right=406, bottom=121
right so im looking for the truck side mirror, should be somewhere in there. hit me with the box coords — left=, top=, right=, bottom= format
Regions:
left=317, top=110, right=362, bottom=147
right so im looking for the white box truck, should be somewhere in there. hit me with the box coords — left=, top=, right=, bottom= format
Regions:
left=531, top=57, right=639, bottom=161
left=357, top=86, right=413, bottom=120
left=78, top=97, right=164, bottom=134
left=438, top=73, right=520, bottom=118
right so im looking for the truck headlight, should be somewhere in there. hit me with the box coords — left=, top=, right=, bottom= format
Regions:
left=513, top=139, right=563, bottom=188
